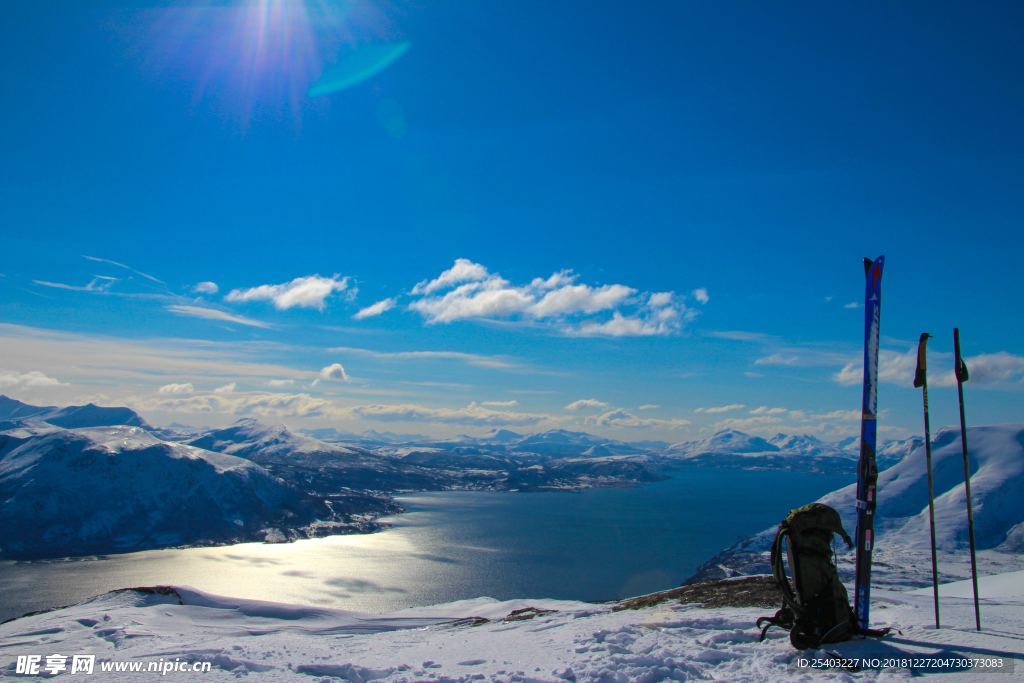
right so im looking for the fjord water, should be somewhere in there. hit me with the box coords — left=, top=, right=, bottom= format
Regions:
left=0, top=468, right=849, bottom=622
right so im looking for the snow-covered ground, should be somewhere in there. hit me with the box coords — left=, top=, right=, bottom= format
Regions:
left=1, top=576, right=1021, bottom=681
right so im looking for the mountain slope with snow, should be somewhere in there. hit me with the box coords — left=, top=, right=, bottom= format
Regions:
left=1, top=576, right=1021, bottom=681
left=690, top=423, right=1024, bottom=587
left=0, top=426, right=373, bottom=559
left=0, top=395, right=150, bottom=429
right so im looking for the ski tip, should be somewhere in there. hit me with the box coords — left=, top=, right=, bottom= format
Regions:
left=863, top=257, right=873, bottom=274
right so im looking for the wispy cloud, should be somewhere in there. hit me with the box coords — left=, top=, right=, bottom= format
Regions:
left=329, top=345, right=522, bottom=370
left=167, top=304, right=271, bottom=329
left=695, top=403, right=745, bottom=414
left=353, top=297, right=396, bottom=320
left=637, top=404, right=660, bottom=410
left=480, top=399, right=518, bottom=407
left=0, top=369, right=66, bottom=389
left=34, top=276, right=118, bottom=293
left=226, top=274, right=350, bottom=311
left=347, top=401, right=549, bottom=427
left=83, top=255, right=164, bottom=284
left=749, top=406, right=787, bottom=415
left=704, top=330, right=777, bottom=343
left=145, top=391, right=330, bottom=419
left=692, top=287, right=710, bottom=304
left=712, top=415, right=785, bottom=432
left=192, top=281, right=219, bottom=295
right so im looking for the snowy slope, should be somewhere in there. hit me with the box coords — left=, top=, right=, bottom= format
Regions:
left=0, top=395, right=150, bottom=429
left=691, top=424, right=1024, bottom=587
left=0, top=426, right=347, bottom=559
left=0, top=577, right=1021, bottom=681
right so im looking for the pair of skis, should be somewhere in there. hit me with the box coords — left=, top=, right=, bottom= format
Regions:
left=852, top=258, right=980, bottom=634
left=913, top=329, right=981, bottom=631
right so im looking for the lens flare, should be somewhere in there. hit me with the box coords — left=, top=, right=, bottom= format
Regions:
left=136, top=0, right=408, bottom=127
left=308, top=41, right=409, bottom=97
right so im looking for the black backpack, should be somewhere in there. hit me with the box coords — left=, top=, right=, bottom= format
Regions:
left=757, top=503, right=867, bottom=649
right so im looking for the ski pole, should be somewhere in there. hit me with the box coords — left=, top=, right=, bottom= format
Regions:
left=913, top=332, right=940, bottom=629
left=954, top=327, right=981, bottom=631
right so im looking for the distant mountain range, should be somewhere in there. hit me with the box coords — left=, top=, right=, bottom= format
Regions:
left=0, top=394, right=940, bottom=560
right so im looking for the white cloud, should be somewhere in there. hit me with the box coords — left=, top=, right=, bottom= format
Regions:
left=410, top=279, right=534, bottom=324
left=844, top=302, right=861, bottom=309
left=648, top=292, right=673, bottom=308
left=213, top=382, right=236, bottom=394
left=0, top=369, right=66, bottom=389
left=319, top=363, right=349, bottom=382
left=407, top=260, right=697, bottom=337
left=572, top=312, right=681, bottom=338
left=192, top=281, right=219, bottom=295
left=585, top=409, right=690, bottom=430
left=528, top=284, right=635, bottom=318
left=480, top=400, right=518, bottom=407
left=166, top=304, right=270, bottom=329
left=565, top=398, right=609, bottom=411
left=692, top=287, right=710, bottom=304
left=695, top=403, right=746, bottom=414
left=637, top=404, right=660, bottom=410
left=348, top=402, right=547, bottom=427
left=353, top=297, right=396, bottom=320
left=267, top=379, right=295, bottom=387
left=158, top=382, right=194, bottom=395
left=226, top=274, right=349, bottom=311
left=412, top=258, right=491, bottom=295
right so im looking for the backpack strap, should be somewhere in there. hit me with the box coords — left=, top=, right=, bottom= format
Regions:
left=758, top=523, right=803, bottom=641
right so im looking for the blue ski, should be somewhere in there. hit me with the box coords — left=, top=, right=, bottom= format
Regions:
left=854, top=256, right=884, bottom=631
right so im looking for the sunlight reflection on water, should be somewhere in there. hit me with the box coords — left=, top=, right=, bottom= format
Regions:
left=0, top=470, right=851, bottom=622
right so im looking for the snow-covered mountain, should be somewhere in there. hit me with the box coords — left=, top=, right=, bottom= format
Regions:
left=690, top=423, right=1024, bottom=587
left=667, top=429, right=779, bottom=458
left=663, top=428, right=857, bottom=472
left=187, top=419, right=446, bottom=491
left=0, top=395, right=150, bottom=429
left=766, top=432, right=845, bottom=457
left=0, top=426, right=365, bottom=559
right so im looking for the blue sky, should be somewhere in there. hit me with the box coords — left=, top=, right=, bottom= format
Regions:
left=2, top=1, right=1022, bottom=440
